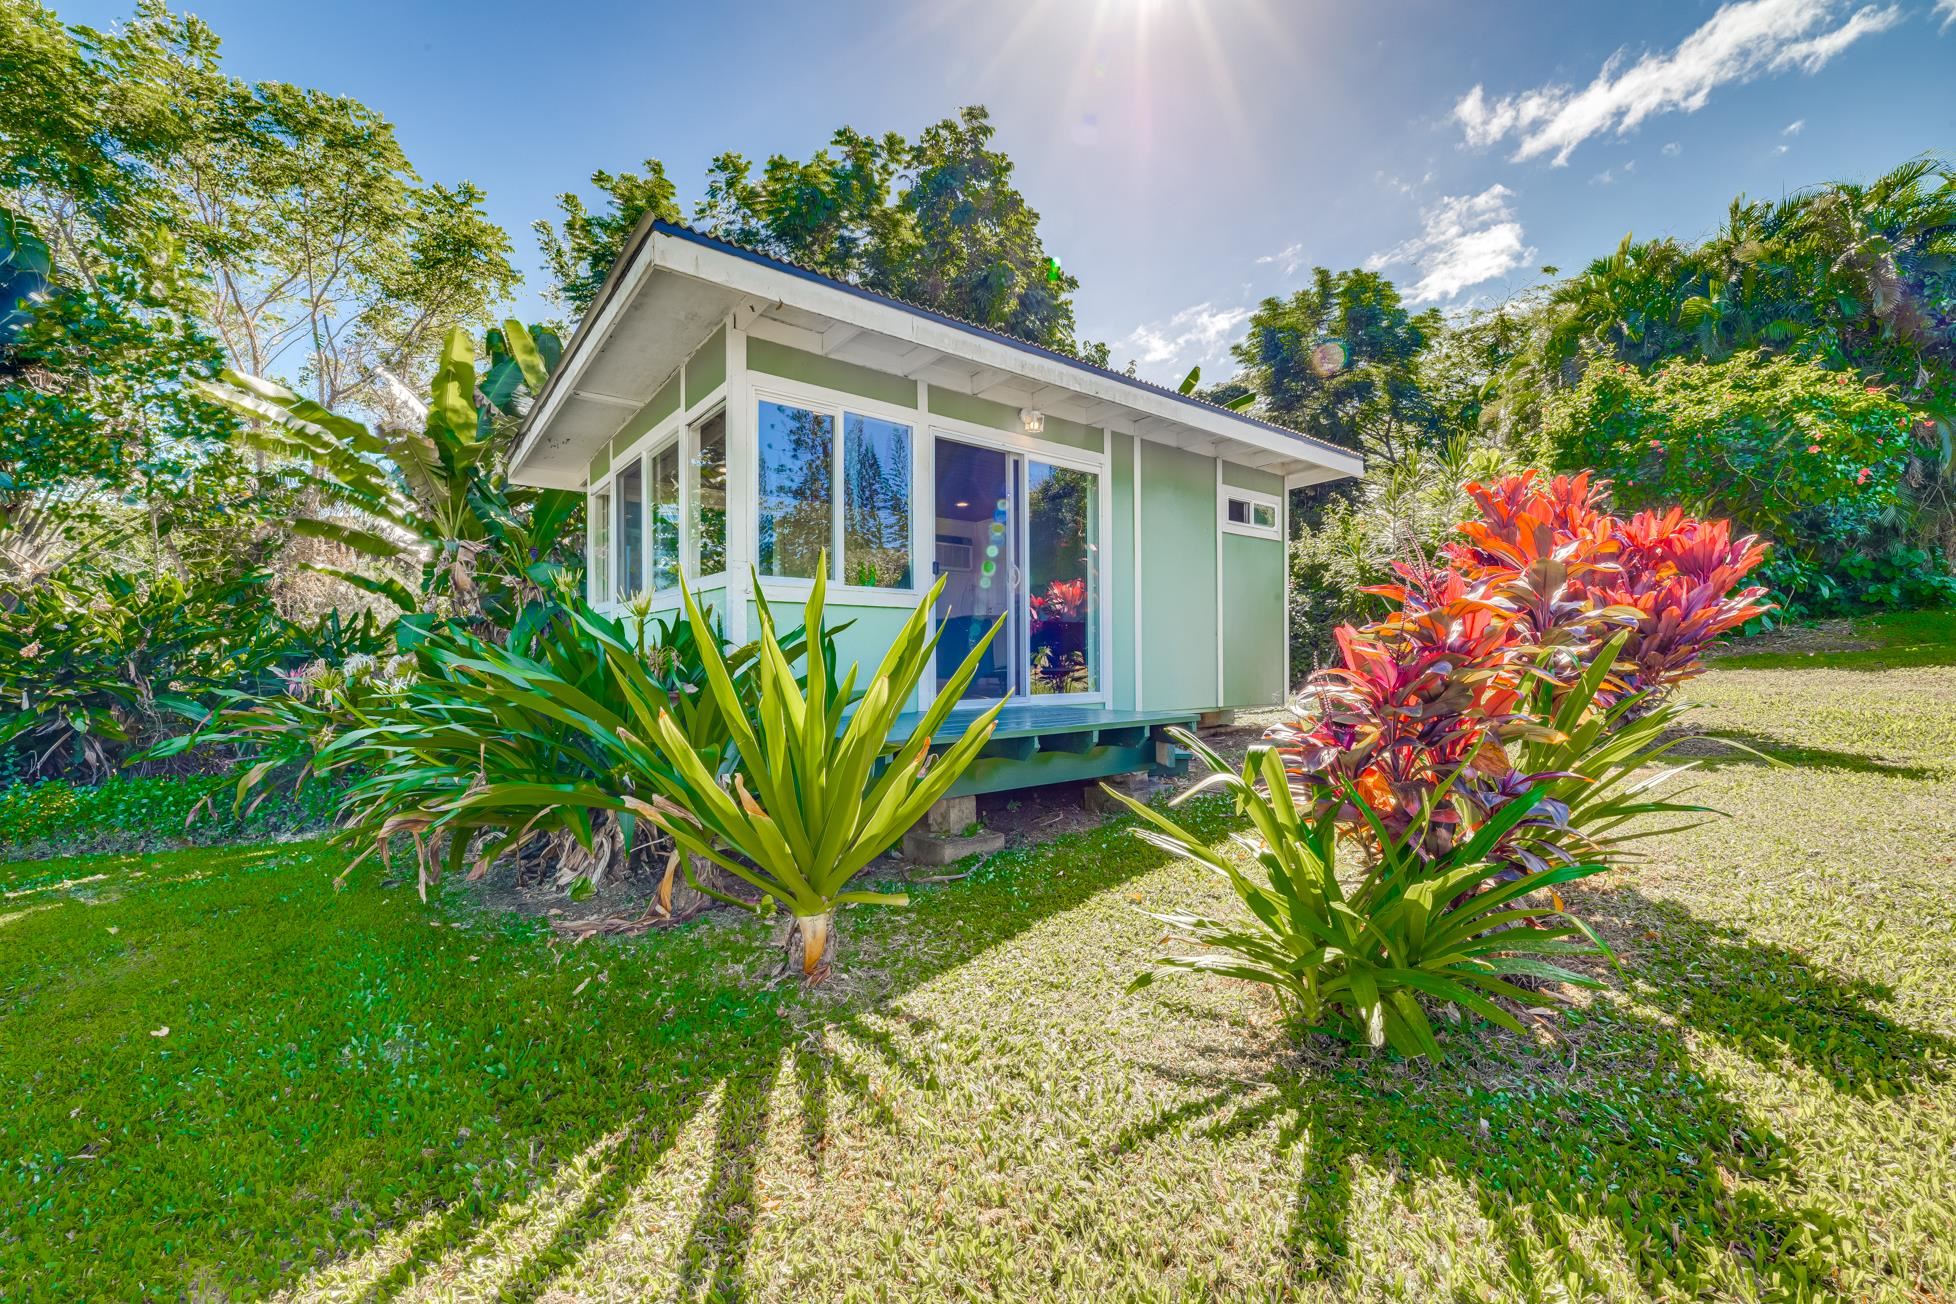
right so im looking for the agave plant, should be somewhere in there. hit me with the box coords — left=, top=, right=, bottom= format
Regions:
left=1102, top=732, right=1616, bottom=1060
left=632, top=559, right=1007, bottom=978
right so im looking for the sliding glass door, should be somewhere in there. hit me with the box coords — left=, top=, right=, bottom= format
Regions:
left=931, top=436, right=1099, bottom=705
left=1025, top=460, right=1098, bottom=696
left=931, top=440, right=1019, bottom=702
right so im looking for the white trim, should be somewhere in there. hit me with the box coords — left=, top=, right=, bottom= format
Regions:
left=725, top=320, right=752, bottom=644
left=1215, top=458, right=1226, bottom=706
left=749, top=380, right=925, bottom=601
left=1218, top=484, right=1283, bottom=540
left=1131, top=431, right=1144, bottom=710
left=642, top=233, right=1363, bottom=477
left=1281, top=482, right=1292, bottom=701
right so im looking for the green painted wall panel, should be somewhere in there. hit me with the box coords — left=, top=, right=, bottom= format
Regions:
left=747, top=597, right=922, bottom=711
left=1110, top=433, right=1136, bottom=711
left=747, top=338, right=915, bottom=407
left=684, top=326, right=726, bottom=408
left=925, top=387, right=1100, bottom=453
left=587, top=445, right=610, bottom=483
left=1221, top=461, right=1283, bottom=495
left=1222, top=533, right=1285, bottom=708
left=613, top=372, right=680, bottom=458
left=1138, top=443, right=1219, bottom=711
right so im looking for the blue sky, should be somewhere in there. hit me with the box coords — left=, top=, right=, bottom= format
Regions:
left=54, top=0, right=1956, bottom=383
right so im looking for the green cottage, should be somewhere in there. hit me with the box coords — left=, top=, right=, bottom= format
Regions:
left=508, top=220, right=1360, bottom=799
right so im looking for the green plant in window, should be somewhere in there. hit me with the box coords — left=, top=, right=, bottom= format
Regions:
left=635, top=555, right=1006, bottom=978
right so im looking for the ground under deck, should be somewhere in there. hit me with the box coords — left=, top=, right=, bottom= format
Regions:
left=886, top=703, right=1200, bottom=796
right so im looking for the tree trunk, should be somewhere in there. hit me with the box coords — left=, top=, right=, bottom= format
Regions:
left=785, top=911, right=836, bottom=980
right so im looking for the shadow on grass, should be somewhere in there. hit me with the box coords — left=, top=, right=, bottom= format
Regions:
left=1671, top=727, right=1947, bottom=779
left=1116, top=887, right=1950, bottom=1299
left=0, top=804, right=1236, bottom=1300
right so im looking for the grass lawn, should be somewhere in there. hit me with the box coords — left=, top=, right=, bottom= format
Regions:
left=4, top=613, right=1954, bottom=1302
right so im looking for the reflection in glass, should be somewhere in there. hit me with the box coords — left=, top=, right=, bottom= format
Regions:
left=693, top=409, right=727, bottom=575
left=650, top=443, right=680, bottom=591
left=1027, top=462, right=1097, bottom=695
left=757, top=401, right=833, bottom=579
left=614, top=458, right=643, bottom=601
left=932, top=439, right=1016, bottom=701
left=843, top=413, right=912, bottom=588
left=590, top=487, right=611, bottom=603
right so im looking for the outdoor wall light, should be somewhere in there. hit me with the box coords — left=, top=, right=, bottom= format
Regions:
left=1019, top=407, right=1045, bottom=433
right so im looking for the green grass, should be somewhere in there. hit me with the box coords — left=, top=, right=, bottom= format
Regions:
left=4, top=612, right=1955, bottom=1300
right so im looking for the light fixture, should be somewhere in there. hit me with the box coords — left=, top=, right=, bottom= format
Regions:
left=954, top=500, right=970, bottom=509
left=1018, top=407, right=1045, bottom=433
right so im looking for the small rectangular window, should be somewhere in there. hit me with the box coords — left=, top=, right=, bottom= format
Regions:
left=842, top=413, right=912, bottom=588
left=1222, top=492, right=1280, bottom=538
left=614, top=459, right=644, bottom=600
left=757, top=401, right=833, bottom=579
left=693, top=409, right=727, bottom=576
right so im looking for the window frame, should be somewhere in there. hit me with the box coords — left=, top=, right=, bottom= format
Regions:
left=585, top=410, right=715, bottom=609
left=749, top=381, right=922, bottom=600
left=1219, top=485, right=1283, bottom=540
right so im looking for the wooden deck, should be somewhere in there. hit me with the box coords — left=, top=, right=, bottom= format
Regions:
left=884, top=702, right=1201, bottom=796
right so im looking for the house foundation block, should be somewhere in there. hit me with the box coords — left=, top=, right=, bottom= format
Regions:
left=1198, top=709, right=1238, bottom=729
left=900, top=795, right=1004, bottom=866
left=1086, top=770, right=1158, bottom=815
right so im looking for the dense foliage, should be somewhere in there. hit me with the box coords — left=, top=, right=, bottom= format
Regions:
left=539, top=106, right=1105, bottom=361
left=1270, top=157, right=1954, bottom=655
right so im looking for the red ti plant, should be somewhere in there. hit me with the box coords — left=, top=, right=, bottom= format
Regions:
left=1445, top=470, right=1770, bottom=702
left=1266, top=573, right=1551, bottom=858
left=1268, top=469, right=1769, bottom=867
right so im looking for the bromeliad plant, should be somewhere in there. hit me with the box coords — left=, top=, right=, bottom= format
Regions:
left=1104, top=733, right=1615, bottom=1059
left=633, top=559, right=1007, bottom=978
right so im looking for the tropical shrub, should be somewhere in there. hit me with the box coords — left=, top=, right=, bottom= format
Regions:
left=1105, top=734, right=1615, bottom=1059
left=637, top=562, right=1007, bottom=978
left=1131, top=473, right=1765, bottom=1057
left=155, top=592, right=833, bottom=906
left=1443, top=470, right=1771, bottom=702
left=0, top=566, right=384, bottom=781
left=1535, top=353, right=1932, bottom=614
left=195, top=321, right=582, bottom=642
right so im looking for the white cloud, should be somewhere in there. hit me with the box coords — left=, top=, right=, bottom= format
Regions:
left=1366, top=184, right=1536, bottom=303
left=1782, top=118, right=1806, bottom=134
left=1120, top=302, right=1253, bottom=373
left=1452, top=0, right=1902, bottom=165
left=1773, top=142, right=1791, bottom=154
left=1255, top=242, right=1309, bottom=277
left=1662, top=141, right=1683, bottom=155
left=1938, top=0, right=1956, bottom=31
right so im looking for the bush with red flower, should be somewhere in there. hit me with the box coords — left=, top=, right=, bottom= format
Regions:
left=1268, top=469, right=1770, bottom=857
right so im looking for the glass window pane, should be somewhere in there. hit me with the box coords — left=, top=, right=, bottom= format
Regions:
left=693, top=410, right=727, bottom=576
left=757, top=401, right=833, bottom=579
left=650, top=443, right=680, bottom=591
left=1253, top=502, right=1278, bottom=530
left=1027, top=462, right=1098, bottom=695
left=842, top=413, right=912, bottom=588
left=1227, top=497, right=1251, bottom=525
left=590, top=488, right=611, bottom=603
left=614, top=459, right=643, bottom=601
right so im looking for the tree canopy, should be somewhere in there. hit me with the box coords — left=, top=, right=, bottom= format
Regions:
left=537, top=106, right=1104, bottom=362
